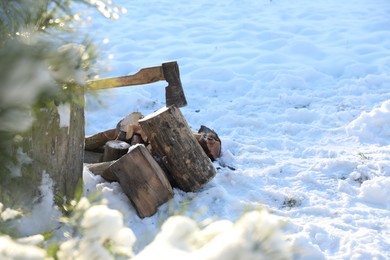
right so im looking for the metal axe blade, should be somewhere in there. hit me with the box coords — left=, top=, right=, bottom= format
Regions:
left=162, top=61, right=187, bottom=108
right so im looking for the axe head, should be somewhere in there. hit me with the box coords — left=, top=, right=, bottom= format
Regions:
left=162, top=61, right=187, bottom=108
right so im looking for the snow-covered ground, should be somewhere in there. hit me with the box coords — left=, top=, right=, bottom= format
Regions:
left=82, top=0, right=390, bottom=259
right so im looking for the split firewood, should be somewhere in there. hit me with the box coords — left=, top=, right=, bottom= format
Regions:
left=102, top=140, right=131, bottom=162
left=116, top=112, right=144, bottom=141
left=104, top=144, right=173, bottom=218
left=86, top=161, right=118, bottom=182
left=126, top=124, right=134, bottom=140
left=196, top=125, right=221, bottom=161
left=132, top=124, right=148, bottom=143
left=130, top=134, right=143, bottom=146
left=85, top=128, right=118, bottom=151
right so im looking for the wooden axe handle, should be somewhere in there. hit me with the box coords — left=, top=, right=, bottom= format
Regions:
left=87, top=66, right=164, bottom=90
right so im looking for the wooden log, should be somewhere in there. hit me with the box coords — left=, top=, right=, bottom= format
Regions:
left=85, top=128, right=118, bottom=151
left=102, top=140, right=130, bottom=162
left=130, top=134, right=143, bottom=146
left=86, top=161, right=118, bottom=182
left=116, top=112, right=144, bottom=141
left=126, top=124, right=134, bottom=140
left=133, top=125, right=148, bottom=143
left=196, top=125, right=221, bottom=161
left=104, top=144, right=173, bottom=218
left=139, top=105, right=216, bottom=192
left=84, top=150, right=103, bottom=163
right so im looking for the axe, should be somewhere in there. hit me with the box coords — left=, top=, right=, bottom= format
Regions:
left=87, top=61, right=187, bottom=108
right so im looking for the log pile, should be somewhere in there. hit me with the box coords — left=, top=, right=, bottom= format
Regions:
left=85, top=106, right=221, bottom=218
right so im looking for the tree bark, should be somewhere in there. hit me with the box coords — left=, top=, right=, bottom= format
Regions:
left=105, top=144, right=173, bottom=218
left=139, top=105, right=216, bottom=192
left=29, top=98, right=84, bottom=202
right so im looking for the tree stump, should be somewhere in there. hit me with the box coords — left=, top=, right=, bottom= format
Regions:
left=102, top=140, right=130, bottom=162
left=139, top=105, right=216, bottom=192
left=104, top=144, right=173, bottom=218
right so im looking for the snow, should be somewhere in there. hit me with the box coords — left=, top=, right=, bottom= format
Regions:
left=0, top=58, right=54, bottom=112
left=51, top=44, right=88, bottom=86
left=57, top=103, right=71, bottom=129
left=359, top=176, right=390, bottom=209
left=80, top=0, right=390, bottom=258
left=0, top=203, right=21, bottom=222
left=0, top=235, right=46, bottom=260
left=136, top=210, right=292, bottom=260
left=16, top=172, right=62, bottom=237
left=4, top=0, right=390, bottom=259
left=346, top=100, right=390, bottom=145
left=57, top=199, right=135, bottom=259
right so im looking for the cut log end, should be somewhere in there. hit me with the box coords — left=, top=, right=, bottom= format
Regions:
left=102, top=140, right=130, bottom=162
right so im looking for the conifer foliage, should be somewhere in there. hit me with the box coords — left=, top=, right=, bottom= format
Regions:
left=0, top=0, right=119, bottom=203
